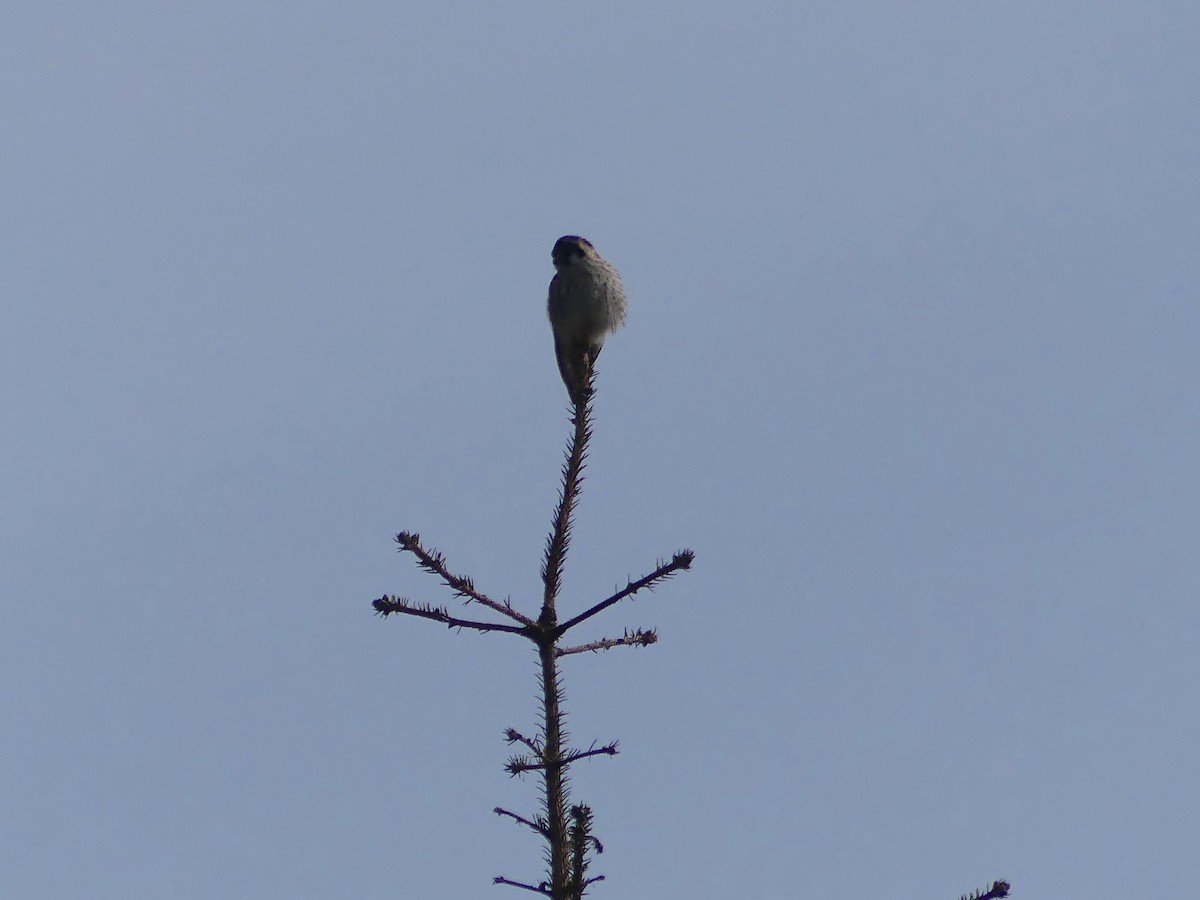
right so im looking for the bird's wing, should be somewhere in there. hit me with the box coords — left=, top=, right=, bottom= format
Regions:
left=547, top=272, right=565, bottom=321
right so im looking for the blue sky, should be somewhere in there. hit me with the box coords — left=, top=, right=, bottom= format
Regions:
left=3, top=3, right=1197, bottom=897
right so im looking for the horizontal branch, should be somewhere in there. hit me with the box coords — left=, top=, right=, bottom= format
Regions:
left=493, top=876, right=551, bottom=895
left=371, top=596, right=528, bottom=635
left=563, top=742, right=619, bottom=767
left=507, top=742, right=618, bottom=775
left=557, top=628, right=658, bottom=657
left=396, top=531, right=535, bottom=627
left=557, top=550, right=694, bottom=636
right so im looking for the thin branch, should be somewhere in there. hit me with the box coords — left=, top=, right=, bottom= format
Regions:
left=493, top=807, right=550, bottom=838
left=493, top=875, right=552, bottom=895
left=562, top=742, right=618, bottom=767
left=557, top=551, right=694, bottom=636
left=508, top=742, right=618, bottom=774
left=504, top=728, right=544, bottom=757
left=371, top=596, right=528, bottom=635
left=557, top=629, right=658, bottom=657
left=396, top=531, right=536, bottom=627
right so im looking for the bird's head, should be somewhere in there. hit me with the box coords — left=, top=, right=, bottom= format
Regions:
left=551, top=235, right=595, bottom=270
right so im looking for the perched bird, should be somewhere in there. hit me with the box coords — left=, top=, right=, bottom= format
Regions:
left=547, top=235, right=628, bottom=406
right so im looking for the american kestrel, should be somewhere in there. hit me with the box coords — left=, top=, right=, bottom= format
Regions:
left=547, top=236, right=628, bottom=406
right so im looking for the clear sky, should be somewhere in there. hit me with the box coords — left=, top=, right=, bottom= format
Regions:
left=3, top=3, right=1197, bottom=898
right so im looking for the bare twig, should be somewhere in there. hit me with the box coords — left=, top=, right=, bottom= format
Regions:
left=556, top=629, right=658, bottom=657
left=494, top=807, right=550, bottom=838
left=372, top=596, right=528, bottom=635
left=504, top=728, right=544, bottom=757
left=507, top=742, right=618, bottom=775
left=396, top=531, right=536, bottom=627
left=562, top=743, right=618, bottom=767
left=556, top=551, right=694, bottom=636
